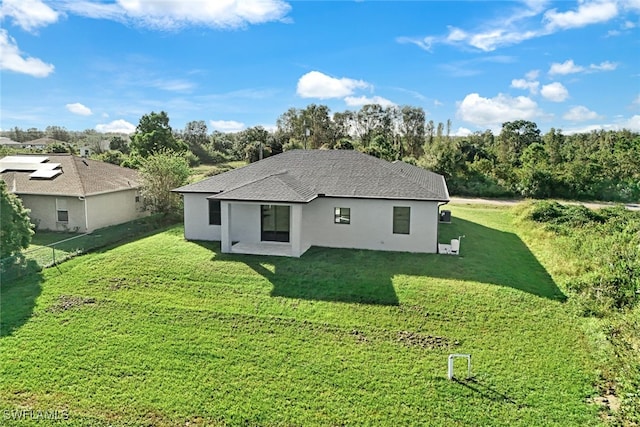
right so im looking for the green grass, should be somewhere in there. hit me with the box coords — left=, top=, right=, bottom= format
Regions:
left=189, top=161, right=246, bottom=183
left=0, top=205, right=601, bottom=426
left=9, top=215, right=178, bottom=273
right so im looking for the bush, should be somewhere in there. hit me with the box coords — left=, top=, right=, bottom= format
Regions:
left=524, top=201, right=640, bottom=313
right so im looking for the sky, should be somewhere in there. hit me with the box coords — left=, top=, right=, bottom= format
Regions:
left=1, top=0, right=639, bottom=137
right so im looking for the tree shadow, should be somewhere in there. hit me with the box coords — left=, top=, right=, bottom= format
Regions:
left=192, top=215, right=564, bottom=306
left=1, top=260, right=43, bottom=337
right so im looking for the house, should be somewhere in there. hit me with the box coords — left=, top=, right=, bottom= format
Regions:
left=20, top=137, right=60, bottom=150
left=174, top=150, right=449, bottom=257
left=0, top=137, right=22, bottom=148
left=0, top=154, right=146, bottom=233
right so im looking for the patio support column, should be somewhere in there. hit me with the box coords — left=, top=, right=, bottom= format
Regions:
left=290, top=204, right=303, bottom=257
left=220, top=201, right=232, bottom=253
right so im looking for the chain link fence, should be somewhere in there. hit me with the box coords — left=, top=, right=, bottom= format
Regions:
left=1, top=214, right=176, bottom=282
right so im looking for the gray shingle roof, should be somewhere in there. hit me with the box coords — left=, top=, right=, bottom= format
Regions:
left=0, top=154, right=141, bottom=197
left=175, top=150, right=449, bottom=203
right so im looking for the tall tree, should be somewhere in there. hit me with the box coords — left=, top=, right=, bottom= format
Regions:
left=139, top=151, right=190, bottom=215
left=0, top=181, right=34, bottom=259
left=399, top=106, right=425, bottom=158
left=130, top=111, right=186, bottom=158
left=180, top=120, right=212, bottom=163
left=497, top=120, right=542, bottom=166
left=45, top=126, right=70, bottom=142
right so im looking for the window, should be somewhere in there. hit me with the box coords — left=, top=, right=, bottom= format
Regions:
left=57, top=210, right=69, bottom=222
left=334, top=207, right=350, bottom=224
left=209, top=200, right=221, bottom=225
left=56, top=198, right=68, bottom=223
left=393, top=206, right=410, bottom=234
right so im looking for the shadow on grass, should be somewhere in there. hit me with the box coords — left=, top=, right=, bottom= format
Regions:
left=0, top=217, right=180, bottom=338
left=28, top=215, right=180, bottom=267
left=194, top=214, right=564, bottom=306
left=436, top=217, right=565, bottom=301
left=453, top=377, right=523, bottom=407
left=1, top=260, right=43, bottom=337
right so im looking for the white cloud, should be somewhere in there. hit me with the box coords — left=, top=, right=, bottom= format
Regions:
left=525, top=69, right=540, bottom=80
left=150, top=78, right=194, bottom=92
left=297, top=71, right=370, bottom=99
left=511, top=78, right=540, bottom=94
left=400, top=0, right=623, bottom=53
left=0, top=0, right=59, bottom=32
left=633, top=94, right=640, bottom=106
left=563, top=105, right=600, bottom=121
left=66, top=102, right=93, bottom=116
left=564, top=115, right=640, bottom=134
left=456, top=93, right=542, bottom=127
left=620, top=115, right=640, bottom=131
left=63, top=0, right=291, bottom=30
left=468, top=28, right=540, bottom=52
left=589, top=61, right=617, bottom=71
left=446, top=26, right=468, bottom=42
left=549, top=59, right=618, bottom=75
left=453, top=127, right=473, bottom=137
left=95, top=119, right=136, bottom=134
left=210, top=120, right=245, bottom=132
left=544, top=1, right=618, bottom=31
left=0, top=29, right=54, bottom=77
left=396, top=36, right=434, bottom=52
left=549, top=59, right=584, bottom=75
left=344, top=95, right=396, bottom=108
left=541, top=82, right=569, bottom=102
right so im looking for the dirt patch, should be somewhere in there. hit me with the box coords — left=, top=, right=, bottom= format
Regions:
left=48, top=295, right=97, bottom=313
left=351, top=329, right=368, bottom=343
left=396, top=331, right=456, bottom=349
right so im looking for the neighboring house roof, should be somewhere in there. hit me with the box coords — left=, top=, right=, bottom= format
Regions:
left=0, top=137, right=21, bottom=146
left=175, top=150, right=449, bottom=203
left=0, top=154, right=141, bottom=197
left=22, top=137, right=60, bottom=146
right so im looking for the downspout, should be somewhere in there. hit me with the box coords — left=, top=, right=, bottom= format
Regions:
left=437, top=201, right=449, bottom=254
left=83, top=196, right=89, bottom=232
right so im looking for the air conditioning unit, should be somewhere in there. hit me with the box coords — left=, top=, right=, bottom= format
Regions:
left=440, top=210, right=452, bottom=223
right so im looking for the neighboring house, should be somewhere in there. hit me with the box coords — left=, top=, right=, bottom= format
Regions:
left=20, top=137, right=60, bottom=150
left=0, top=137, right=21, bottom=148
left=174, top=150, right=449, bottom=257
left=0, top=154, right=146, bottom=233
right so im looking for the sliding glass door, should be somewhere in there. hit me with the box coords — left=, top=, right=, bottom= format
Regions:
left=261, top=205, right=290, bottom=242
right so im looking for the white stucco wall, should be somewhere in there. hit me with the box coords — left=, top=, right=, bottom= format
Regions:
left=19, top=194, right=86, bottom=232
left=183, top=193, right=440, bottom=254
left=183, top=194, right=262, bottom=242
left=301, top=197, right=440, bottom=254
left=19, top=190, right=144, bottom=233
left=183, top=193, right=219, bottom=240
left=85, top=189, right=145, bottom=232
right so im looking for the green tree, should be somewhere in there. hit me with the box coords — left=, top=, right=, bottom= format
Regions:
left=1, top=181, right=34, bottom=258
left=517, top=143, right=554, bottom=198
left=130, top=111, right=187, bottom=158
left=399, top=106, right=425, bottom=158
left=109, top=136, right=130, bottom=154
left=497, top=120, right=542, bottom=166
left=139, top=151, right=190, bottom=215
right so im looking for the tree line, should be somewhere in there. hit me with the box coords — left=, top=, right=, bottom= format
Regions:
left=2, top=104, right=639, bottom=202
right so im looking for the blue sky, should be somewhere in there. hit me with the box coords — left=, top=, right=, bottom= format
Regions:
left=1, top=0, right=639, bottom=136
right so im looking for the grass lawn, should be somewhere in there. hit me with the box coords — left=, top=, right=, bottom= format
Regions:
left=0, top=205, right=601, bottom=426
left=189, top=161, right=246, bottom=183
